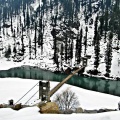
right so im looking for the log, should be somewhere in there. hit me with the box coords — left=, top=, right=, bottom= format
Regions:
left=49, top=66, right=84, bottom=97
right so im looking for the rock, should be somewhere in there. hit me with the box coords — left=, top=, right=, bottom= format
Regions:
left=97, top=108, right=116, bottom=113
left=39, top=102, right=59, bottom=114
left=2, top=104, right=8, bottom=108
left=0, top=104, right=3, bottom=108
left=37, top=101, right=46, bottom=108
left=62, top=109, right=73, bottom=114
left=14, top=103, right=22, bottom=110
left=75, top=107, right=84, bottom=113
left=64, top=67, right=71, bottom=74
left=84, top=109, right=97, bottom=113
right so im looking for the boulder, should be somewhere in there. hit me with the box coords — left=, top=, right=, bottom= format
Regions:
left=64, top=67, right=71, bottom=74
left=39, top=102, right=59, bottom=114
left=0, top=104, right=3, bottom=108
left=62, top=109, right=73, bottom=114
left=84, top=109, right=97, bottom=113
left=97, top=108, right=116, bottom=113
left=37, top=101, right=46, bottom=108
left=75, top=107, right=84, bottom=113
left=14, top=103, right=22, bottom=110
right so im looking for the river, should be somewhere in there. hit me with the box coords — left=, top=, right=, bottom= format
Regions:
left=0, top=65, right=120, bottom=96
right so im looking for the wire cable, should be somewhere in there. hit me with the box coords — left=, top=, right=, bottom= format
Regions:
left=24, top=90, right=39, bottom=105
left=15, top=82, right=39, bottom=105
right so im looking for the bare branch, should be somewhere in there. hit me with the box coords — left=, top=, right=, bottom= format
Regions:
left=53, top=88, right=80, bottom=111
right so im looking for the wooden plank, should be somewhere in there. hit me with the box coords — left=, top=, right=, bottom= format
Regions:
left=49, top=66, right=84, bottom=97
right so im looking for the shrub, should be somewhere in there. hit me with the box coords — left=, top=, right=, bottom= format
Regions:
left=54, top=89, right=80, bottom=113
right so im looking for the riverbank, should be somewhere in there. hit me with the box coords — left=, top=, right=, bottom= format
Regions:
left=0, top=57, right=120, bottom=81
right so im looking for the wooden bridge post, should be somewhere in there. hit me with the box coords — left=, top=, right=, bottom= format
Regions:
left=39, top=81, right=50, bottom=102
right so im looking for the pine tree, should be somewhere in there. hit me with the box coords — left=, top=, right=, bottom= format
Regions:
left=3, top=17, right=5, bottom=35
left=13, top=46, right=17, bottom=57
left=26, top=7, right=30, bottom=28
left=21, top=24, right=25, bottom=56
left=38, top=18, right=41, bottom=46
left=13, top=29, right=17, bottom=58
left=104, top=9, right=108, bottom=41
left=94, top=33, right=100, bottom=70
left=34, top=22, right=37, bottom=58
left=60, top=43, right=64, bottom=71
left=105, top=32, right=113, bottom=77
left=26, top=7, right=31, bottom=59
left=69, top=39, right=73, bottom=67
left=0, top=13, right=1, bottom=32
left=70, top=40, right=73, bottom=60
left=93, top=15, right=99, bottom=45
left=101, top=0, right=104, bottom=10
left=76, top=29, right=83, bottom=64
left=51, top=26, right=59, bottom=69
left=10, top=12, right=13, bottom=32
left=75, top=35, right=79, bottom=63
left=99, top=16, right=104, bottom=36
left=38, top=18, right=43, bottom=50
left=68, top=38, right=71, bottom=61
left=78, top=29, right=83, bottom=63
left=93, top=15, right=101, bottom=71
left=106, top=0, right=111, bottom=9
left=28, top=33, right=31, bottom=59
left=65, top=34, right=68, bottom=63
left=5, top=45, right=11, bottom=60
left=88, top=0, right=92, bottom=13
left=81, top=0, right=84, bottom=7
left=84, top=26, right=88, bottom=55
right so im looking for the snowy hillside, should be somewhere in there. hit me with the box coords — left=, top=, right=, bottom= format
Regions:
left=0, top=0, right=120, bottom=78
left=0, top=78, right=120, bottom=120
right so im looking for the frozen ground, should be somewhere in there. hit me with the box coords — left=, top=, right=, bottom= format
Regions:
left=0, top=78, right=120, bottom=120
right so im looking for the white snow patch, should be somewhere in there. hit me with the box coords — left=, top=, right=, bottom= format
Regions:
left=0, top=78, right=120, bottom=120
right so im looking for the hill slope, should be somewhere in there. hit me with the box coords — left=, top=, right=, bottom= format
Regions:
left=0, top=0, right=120, bottom=78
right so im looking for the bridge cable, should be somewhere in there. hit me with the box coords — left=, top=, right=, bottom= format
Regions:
left=15, top=82, right=39, bottom=105
left=24, top=90, right=39, bottom=105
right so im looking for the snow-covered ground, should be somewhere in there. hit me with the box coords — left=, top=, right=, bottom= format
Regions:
left=0, top=0, right=120, bottom=79
left=0, top=107, right=120, bottom=120
left=0, top=78, right=120, bottom=120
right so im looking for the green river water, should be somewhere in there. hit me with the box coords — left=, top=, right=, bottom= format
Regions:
left=0, top=66, right=120, bottom=96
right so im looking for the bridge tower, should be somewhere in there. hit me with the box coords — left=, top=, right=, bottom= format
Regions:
left=39, top=81, right=50, bottom=102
